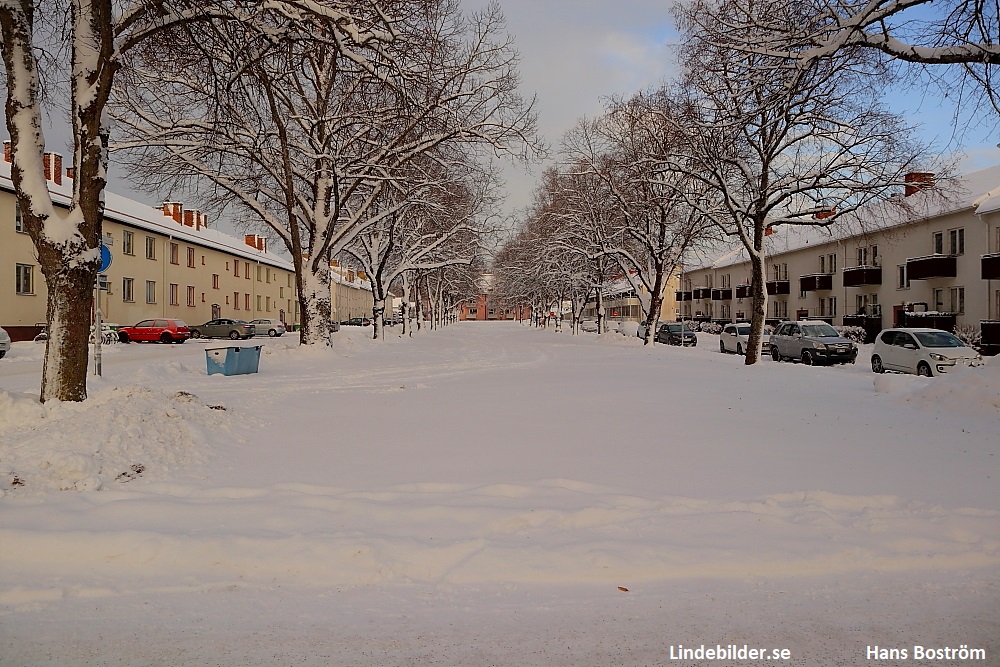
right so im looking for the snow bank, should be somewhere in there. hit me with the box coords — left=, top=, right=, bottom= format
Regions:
left=0, top=386, right=227, bottom=494
left=875, top=356, right=1000, bottom=416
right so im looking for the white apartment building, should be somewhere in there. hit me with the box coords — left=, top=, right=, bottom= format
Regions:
left=679, top=165, right=1000, bottom=352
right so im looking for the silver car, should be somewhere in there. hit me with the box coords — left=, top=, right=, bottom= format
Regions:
left=250, top=318, right=286, bottom=337
left=770, top=320, right=858, bottom=365
left=0, top=326, right=11, bottom=359
left=190, top=318, right=256, bottom=340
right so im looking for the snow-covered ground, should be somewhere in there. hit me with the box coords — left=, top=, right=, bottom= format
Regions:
left=1, top=322, right=997, bottom=666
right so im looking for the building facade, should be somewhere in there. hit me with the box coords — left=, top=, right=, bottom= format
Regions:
left=2, top=148, right=374, bottom=340
left=582, top=271, right=681, bottom=324
left=679, top=166, right=1000, bottom=351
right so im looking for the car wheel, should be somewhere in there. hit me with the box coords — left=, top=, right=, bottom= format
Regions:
left=737, top=344, right=743, bottom=355
left=871, top=355, right=884, bottom=373
left=268, top=329, right=278, bottom=337
left=720, top=340, right=726, bottom=353
left=175, top=338, right=186, bottom=344
left=118, top=332, right=130, bottom=343
left=801, top=350, right=813, bottom=365
left=229, top=331, right=241, bottom=340
left=0, top=350, right=5, bottom=359
left=160, top=332, right=172, bottom=343
left=190, top=330, right=201, bottom=339
left=917, top=361, right=933, bottom=377
left=771, top=347, right=781, bottom=361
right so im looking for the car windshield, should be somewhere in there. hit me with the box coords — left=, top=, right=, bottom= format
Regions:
left=666, top=324, right=693, bottom=332
left=736, top=326, right=751, bottom=335
left=800, top=323, right=838, bottom=337
left=913, top=331, right=964, bottom=348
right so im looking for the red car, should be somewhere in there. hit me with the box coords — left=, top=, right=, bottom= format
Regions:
left=117, top=318, right=190, bottom=343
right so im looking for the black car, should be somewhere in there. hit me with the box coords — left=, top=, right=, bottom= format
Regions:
left=655, top=322, right=697, bottom=346
left=340, top=317, right=372, bottom=326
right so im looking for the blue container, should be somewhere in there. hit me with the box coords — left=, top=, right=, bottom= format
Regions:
left=205, top=345, right=262, bottom=376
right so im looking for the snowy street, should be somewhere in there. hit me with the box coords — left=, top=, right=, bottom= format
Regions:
left=1, top=322, right=997, bottom=666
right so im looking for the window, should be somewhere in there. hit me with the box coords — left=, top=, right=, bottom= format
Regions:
left=187, top=247, right=195, bottom=268
left=279, top=286, right=284, bottom=298
left=949, top=287, right=965, bottom=314
left=871, top=245, right=879, bottom=266
left=245, top=293, right=251, bottom=311
left=469, top=308, right=478, bottom=315
left=212, top=274, right=219, bottom=289
left=857, top=247, right=867, bottom=267
left=257, top=265, right=262, bottom=281
left=829, top=296, right=837, bottom=317
left=187, top=286, right=196, bottom=307
left=266, top=268, right=271, bottom=284
left=897, top=265, right=910, bottom=289
left=933, top=231, right=944, bottom=255
left=233, top=260, right=239, bottom=277
left=15, top=263, right=34, bottom=294
left=949, top=228, right=965, bottom=256
left=256, top=295, right=262, bottom=311
left=932, top=288, right=944, bottom=311
left=145, top=236, right=156, bottom=259
left=234, top=292, right=240, bottom=310
left=169, top=283, right=179, bottom=306
left=122, top=277, right=134, bottom=302
left=145, top=280, right=156, bottom=304
left=287, top=274, right=292, bottom=287
left=123, top=230, right=134, bottom=255
left=856, top=294, right=868, bottom=315
left=820, top=255, right=826, bottom=274
left=169, top=242, right=179, bottom=264
left=14, top=202, right=26, bottom=233
left=266, top=296, right=271, bottom=312
left=245, top=262, right=250, bottom=279
left=201, top=255, right=206, bottom=265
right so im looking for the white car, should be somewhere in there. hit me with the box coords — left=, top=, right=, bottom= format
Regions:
left=0, top=326, right=10, bottom=359
left=871, top=327, right=981, bottom=377
left=250, top=318, right=286, bottom=337
left=719, top=322, right=769, bottom=355
left=579, top=319, right=599, bottom=333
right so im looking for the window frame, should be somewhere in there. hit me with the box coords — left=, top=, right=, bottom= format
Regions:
left=15, top=263, right=34, bottom=294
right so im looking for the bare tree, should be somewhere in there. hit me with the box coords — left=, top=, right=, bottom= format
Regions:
left=112, top=0, right=539, bottom=346
left=689, top=0, right=1000, bottom=117
left=565, top=96, right=717, bottom=345
left=664, top=0, right=935, bottom=364
left=0, top=1, right=368, bottom=401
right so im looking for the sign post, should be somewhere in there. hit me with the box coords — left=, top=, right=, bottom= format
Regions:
left=93, top=244, right=112, bottom=377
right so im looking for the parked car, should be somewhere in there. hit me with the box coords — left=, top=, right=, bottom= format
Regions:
left=579, top=319, right=599, bottom=333
left=0, top=326, right=11, bottom=358
left=654, top=322, right=697, bottom=346
left=117, top=318, right=190, bottom=343
left=340, top=317, right=372, bottom=327
left=769, top=320, right=857, bottom=365
left=719, top=322, right=770, bottom=355
left=871, top=328, right=982, bottom=377
left=250, top=318, right=286, bottom=337
left=189, top=318, right=255, bottom=340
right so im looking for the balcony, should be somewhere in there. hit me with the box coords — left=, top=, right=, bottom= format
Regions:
left=766, top=280, right=790, bottom=295
left=981, top=321, right=1000, bottom=354
left=693, top=288, right=713, bottom=300
left=982, top=253, right=1000, bottom=280
left=675, top=290, right=692, bottom=302
left=711, top=288, right=732, bottom=301
left=798, top=273, right=833, bottom=292
left=842, top=265, right=882, bottom=287
left=842, top=314, right=883, bottom=343
left=897, top=311, right=957, bottom=331
left=906, top=254, right=957, bottom=280
left=735, top=284, right=752, bottom=299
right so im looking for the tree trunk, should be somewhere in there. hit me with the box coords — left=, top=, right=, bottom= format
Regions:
left=746, top=251, right=768, bottom=365
left=372, top=298, right=385, bottom=340
left=297, top=260, right=333, bottom=345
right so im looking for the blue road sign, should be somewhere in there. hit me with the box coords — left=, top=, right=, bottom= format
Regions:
left=99, top=245, right=112, bottom=273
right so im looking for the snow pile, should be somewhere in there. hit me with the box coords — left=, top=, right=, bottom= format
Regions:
left=879, top=357, right=1000, bottom=416
left=0, top=386, right=226, bottom=494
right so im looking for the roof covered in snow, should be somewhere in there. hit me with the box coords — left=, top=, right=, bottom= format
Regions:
left=687, top=164, right=1000, bottom=272
left=1, top=159, right=295, bottom=272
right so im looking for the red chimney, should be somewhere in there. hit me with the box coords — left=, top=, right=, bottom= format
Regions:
left=183, top=210, right=198, bottom=227
left=244, top=235, right=266, bottom=252
left=3, top=141, right=10, bottom=163
left=66, top=167, right=75, bottom=179
left=53, top=154, right=62, bottom=185
left=904, top=172, right=935, bottom=197
left=162, top=202, right=183, bottom=224
left=814, top=208, right=836, bottom=220
left=43, top=153, right=50, bottom=180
